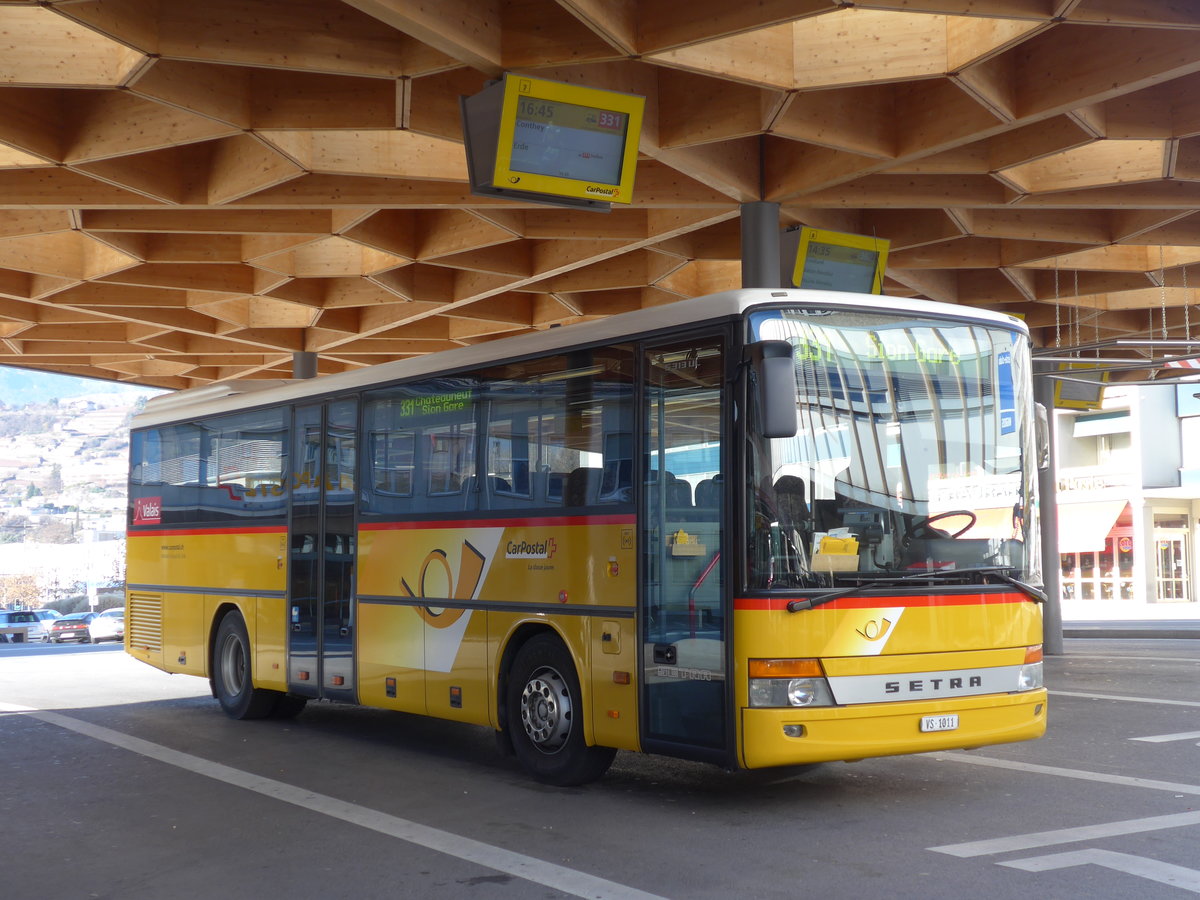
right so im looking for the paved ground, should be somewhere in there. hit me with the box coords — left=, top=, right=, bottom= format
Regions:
left=2, top=638, right=1199, bottom=900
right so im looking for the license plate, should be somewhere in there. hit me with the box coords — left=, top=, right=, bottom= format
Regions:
left=920, top=714, right=959, bottom=733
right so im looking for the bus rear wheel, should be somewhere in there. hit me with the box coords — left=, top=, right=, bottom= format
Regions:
left=213, top=610, right=278, bottom=720
left=506, top=634, right=616, bottom=786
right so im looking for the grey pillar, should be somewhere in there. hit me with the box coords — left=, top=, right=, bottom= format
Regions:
left=741, top=202, right=782, bottom=289
left=292, top=351, right=318, bottom=380
left=1034, top=361, right=1064, bottom=655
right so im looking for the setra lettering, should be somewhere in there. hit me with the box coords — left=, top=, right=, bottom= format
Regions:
left=884, top=675, right=984, bottom=694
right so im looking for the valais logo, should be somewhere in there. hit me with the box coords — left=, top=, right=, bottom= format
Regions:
left=134, top=496, right=162, bottom=525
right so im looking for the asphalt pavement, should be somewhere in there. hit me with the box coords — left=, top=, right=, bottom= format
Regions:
left=4, top=635, right=1200, bottom=900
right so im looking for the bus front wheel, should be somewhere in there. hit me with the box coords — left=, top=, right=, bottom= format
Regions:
left=506, top=634, right=616, bottom=786
left=213, top=611, right=278, bottom=720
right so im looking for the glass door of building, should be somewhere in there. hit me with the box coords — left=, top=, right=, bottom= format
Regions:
left=1154, top=531, right=1190, bottom=602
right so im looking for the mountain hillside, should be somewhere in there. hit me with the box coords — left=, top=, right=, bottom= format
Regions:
left=0, top=366, right=151, bottom=406
left=0, top=370, right=165, bottom=607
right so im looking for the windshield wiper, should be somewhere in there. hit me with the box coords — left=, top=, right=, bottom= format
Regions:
left=786, top=566, right=1045, bottom=612
left=943, top=567, right=1046, bottom=603
left=785, top=576, right=908, bottom=611
left=895, top=566, right=1045, bottom=603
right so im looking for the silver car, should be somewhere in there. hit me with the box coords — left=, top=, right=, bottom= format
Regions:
left=88, top=607, right=125, bottom=644
left=0, top=610, right=49, bottom=643
left=33, top=608, right=61, bottom=635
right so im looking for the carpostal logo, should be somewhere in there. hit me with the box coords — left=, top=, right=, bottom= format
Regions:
left=505, top=538, right=557, bottom=560
left=133, top=496, right=162, bottom=525
left=585, top=185, right=619, bottom=197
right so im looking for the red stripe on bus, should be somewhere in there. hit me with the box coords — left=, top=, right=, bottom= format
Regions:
left=127, top=525, right=287, bottom=537
left=128, top=516, right=634, bottom=537
left=734, top=593, right=1028, bottom=612
left=359, top=514, right=636, bottom=531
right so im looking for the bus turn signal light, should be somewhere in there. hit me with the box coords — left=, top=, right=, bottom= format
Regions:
left=749, top=658, right=824, bottom=678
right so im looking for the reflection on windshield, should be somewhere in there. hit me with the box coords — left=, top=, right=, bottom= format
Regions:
left=747, top=307, right=1040, bottom=589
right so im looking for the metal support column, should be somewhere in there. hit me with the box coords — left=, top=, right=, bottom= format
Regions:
left=740, top=202, right=781, bottom=289
left=292, top=351, right=318, bottom=380
left=1034, top=361, right=1064, bottom=654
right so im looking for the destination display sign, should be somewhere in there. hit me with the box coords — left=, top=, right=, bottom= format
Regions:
left=461, top=73, right=645, bottom=210
left=787, top=227, right=890, bottom=294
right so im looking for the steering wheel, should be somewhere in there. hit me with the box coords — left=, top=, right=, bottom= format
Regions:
left=904, top=509, right=977, bottom=540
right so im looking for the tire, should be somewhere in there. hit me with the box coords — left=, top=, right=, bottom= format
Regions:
left=212, top=611, right=278, bottom=720
left=505, top=633, right=616, bottom=786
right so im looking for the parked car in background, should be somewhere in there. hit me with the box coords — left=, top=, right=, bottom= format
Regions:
left=34, top=609, right=61, bottom=634
left=88, top=608, right=124, bottom=644
left=50, top=612, right=96, bottom=644
left=0, top=610, right=49, bottom=643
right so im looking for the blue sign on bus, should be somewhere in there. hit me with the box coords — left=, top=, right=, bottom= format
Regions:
left=997, top=347, right=1015, bottom=435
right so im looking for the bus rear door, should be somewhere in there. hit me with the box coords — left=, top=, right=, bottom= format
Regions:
left=288, top=398, right=358, bottom=703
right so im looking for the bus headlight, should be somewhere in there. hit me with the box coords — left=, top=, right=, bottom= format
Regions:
left=1016, top=645, right=1043, bottom=691
left=748, top=677, right=836, bottom=708
left=748, top=658, right=836, bottom=708
left=1017, top=661, right=1043, bottom=691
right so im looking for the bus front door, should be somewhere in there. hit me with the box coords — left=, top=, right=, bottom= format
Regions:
left=288, top=399, right=358, bottom=703
left=641, top=334, right=728, bottom=760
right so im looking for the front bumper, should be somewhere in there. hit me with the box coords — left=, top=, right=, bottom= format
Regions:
left=740, top=688, right=1047, bottom=769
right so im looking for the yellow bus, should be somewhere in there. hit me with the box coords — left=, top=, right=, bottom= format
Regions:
left=125, top=288, right=1047, bottom=784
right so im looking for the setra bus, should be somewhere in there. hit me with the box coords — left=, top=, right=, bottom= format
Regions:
left=125, top=288, right=1047, bottom=784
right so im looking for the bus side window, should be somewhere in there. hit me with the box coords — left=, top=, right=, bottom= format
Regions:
left=362, top=380, right=479, bottom=515
left=564, top=467, right=602, bottom=507
left=477, top=346, right=635, bottom=512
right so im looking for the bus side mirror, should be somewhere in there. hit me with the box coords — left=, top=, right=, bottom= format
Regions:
left=748, top=340, right=798, bottom=439
left=1035, top=401, right=1050, bottom=471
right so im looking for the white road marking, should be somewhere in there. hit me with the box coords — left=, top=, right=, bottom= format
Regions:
left=999, top=849, right=1200, bottom=893
left=1050, top=690, right=1200, bottom=708
left=930, top=750, right=1200, bottom=797
left=1131, top=730, right=1200, bottom=743
left=0, top=702, right=668, bottom=900
left=929, top=810, right=1200, bottom=858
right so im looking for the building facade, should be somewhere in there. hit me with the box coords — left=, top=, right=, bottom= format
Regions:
left=1054, top=383, right=1200, bottom=618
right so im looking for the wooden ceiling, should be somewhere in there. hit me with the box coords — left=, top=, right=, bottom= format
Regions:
left=2, top=0, right=1200, bottom=388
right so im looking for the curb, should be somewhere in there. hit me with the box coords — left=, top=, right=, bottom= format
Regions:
left=1063, top=621, right=1200, bottom=640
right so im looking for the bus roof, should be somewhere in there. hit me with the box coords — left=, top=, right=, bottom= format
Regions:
left=132, top=288, right=1028, bottom=429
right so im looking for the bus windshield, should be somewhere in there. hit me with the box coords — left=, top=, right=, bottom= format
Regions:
left=747, top=306, right=1040, bottom=589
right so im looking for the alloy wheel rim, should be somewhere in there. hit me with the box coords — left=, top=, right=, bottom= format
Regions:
left=519, top=665, right=572, bottom=753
